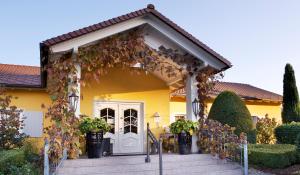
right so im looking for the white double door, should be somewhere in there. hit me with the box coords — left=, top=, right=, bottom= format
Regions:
left=94, top=102, right=144, bottom=154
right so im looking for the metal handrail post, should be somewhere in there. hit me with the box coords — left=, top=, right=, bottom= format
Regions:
left=243, top=143, right=248, bottom=175
left=145, top=123, right=150, bottom=163
left=159, top=138, right=163, bottom=175
left=44, top=139, right=49, bottom=175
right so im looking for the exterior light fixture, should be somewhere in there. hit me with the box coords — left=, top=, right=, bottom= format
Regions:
left=69, top=92, right=79, bottom=111
left=153, top=112, right=161, bottom=127
left=192, top=98, right=200, bottom=118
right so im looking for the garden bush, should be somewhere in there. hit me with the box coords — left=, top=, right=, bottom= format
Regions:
left=256, top=116, right=277, bottom=144
left=0, top=142, right=41, bottom=175
left=247, top=129, right=257, bottom=144
left=296, top=133, right=300, bottom=163
left=208, top=91, right=253, bottom=135
left=274, top=122, right=300, bottom=144
left=248, top=144, right=298, bottom=168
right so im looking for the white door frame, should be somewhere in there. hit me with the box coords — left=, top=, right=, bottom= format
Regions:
left=93, top=100, right=145, bottom=154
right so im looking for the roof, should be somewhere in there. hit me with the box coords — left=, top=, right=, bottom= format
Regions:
left=40, top=4, right=231, bottom=69
left=0, top=64, right=282, bottom=102
left=172, top=82, right=282, bottom=102
left=0, top=64, right=41, bottom=88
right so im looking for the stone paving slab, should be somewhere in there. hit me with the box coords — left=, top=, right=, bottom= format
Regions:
left=57, top=154, right=245, bottom=175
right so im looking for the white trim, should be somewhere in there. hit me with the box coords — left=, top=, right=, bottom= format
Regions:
left=185, top=74, right=198, bottom=153
left=145, top=15, right=225, bottom=69
left=93, top=100, right=145, bottom=153
left=50, top=15, right=226, bottom=70
left=50, top=17, right=146, bottom=52
left=170, top=113, right=186, bottom=124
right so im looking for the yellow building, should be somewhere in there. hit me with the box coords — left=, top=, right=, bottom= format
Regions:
left=0, top=5, right=281, bottom=154
left=170, top=82, right=282, bottom=123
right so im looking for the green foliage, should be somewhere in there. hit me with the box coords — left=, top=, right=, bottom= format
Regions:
left=256, top=116, right=278, bottom=144
left=282, top=63, right=300, bottom=123
left=248, top=144, right=298, bottom=168
left=208, top=91, right=253, bottom=135
left=0, top=89, right=27, bottom=150
left=0, top=149, right=37, bottom=175
left=275, top=122, right=300, bottom=144
left=296, top=133, right=300, bottom=150
left=296, top=134, right=300, bottom=163
left=197, top=119, right=245, bottom=160
left=79, top=116, right=111, bottom=134
left=170, top=119, right=198, bottom=135
left=247, top=129, right=257, bottom=144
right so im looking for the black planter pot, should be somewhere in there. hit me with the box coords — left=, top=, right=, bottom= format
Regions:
left=86, top=131, right=104, bottom=158
left=177, top=131, right=192, bottom=155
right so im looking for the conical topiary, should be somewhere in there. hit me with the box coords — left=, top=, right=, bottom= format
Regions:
left=282, top=63, right=300, bottom=123
left=208, top=91, right=253, bottom=135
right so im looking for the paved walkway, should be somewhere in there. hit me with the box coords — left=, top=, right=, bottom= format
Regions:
left=57, top=154, right=246, bottom=175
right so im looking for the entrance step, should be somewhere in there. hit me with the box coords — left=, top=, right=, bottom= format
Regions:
left=57, top=154, right=243, bottom=175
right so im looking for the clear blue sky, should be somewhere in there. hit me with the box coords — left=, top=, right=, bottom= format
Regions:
left=1, top=0, right=300, bottom=94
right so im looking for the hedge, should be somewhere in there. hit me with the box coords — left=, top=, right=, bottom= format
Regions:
left=208, top=91, right=253, bottom=135
left=248, top=144, right=298, bottom=168
left=274, top=122, right=300, bottom=144
left=0, top=149, right=39, bottom=175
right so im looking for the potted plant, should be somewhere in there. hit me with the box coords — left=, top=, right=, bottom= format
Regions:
left=170, top=119, right=198, bottom=154
left=79, top=116, right=110, bottom=158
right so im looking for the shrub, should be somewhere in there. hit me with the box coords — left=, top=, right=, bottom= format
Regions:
left=0, top=141, right=41, bottom=175
left=170, top=119, right=198, bottom=135
left=247, top=129, right=257, bottom=144
left=256, top=116, right=278, bottom=144
left=248, top=144, right=298, bottom=168
left=208, top=91, right=253, bottom=135
left=296, top=133, right=300, bottom=163
left=0, top=149, right=40, bottom=175
left=274, top=122, right=300, bottom=144
left=282, top=63, right=300, bottom=123
left=0, top=89, right=27, bottom=150
left=79, top=115, right=111, bottom=134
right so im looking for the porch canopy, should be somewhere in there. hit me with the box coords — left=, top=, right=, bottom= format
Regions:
left=39, top=4, right=231, bottom=152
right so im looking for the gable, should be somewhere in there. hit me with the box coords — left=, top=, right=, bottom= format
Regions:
left=40, top=4, right=231, bottom=71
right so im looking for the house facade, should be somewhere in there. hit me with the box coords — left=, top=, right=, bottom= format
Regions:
left=0, top=4, right=281, bottom=154
left=170, top=82, right=282, bottom=123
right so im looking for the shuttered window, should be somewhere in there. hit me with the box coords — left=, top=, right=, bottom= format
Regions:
left=22, top=111, right=43, bottom=137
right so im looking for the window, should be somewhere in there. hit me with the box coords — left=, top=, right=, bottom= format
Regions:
left=124, top=109, right=138, bottom=134
left=170, top=114, right=186, bottom=123
left=100, top=108, right=115, bottom=134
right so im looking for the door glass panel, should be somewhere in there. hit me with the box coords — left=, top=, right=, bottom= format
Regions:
left=123, top=109, right=138, bottom=134
left=100, top=108, right=115, bottom=134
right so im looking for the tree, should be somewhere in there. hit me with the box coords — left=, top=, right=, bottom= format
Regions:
left=208, top=91, right=253, bottom=135
left=0, top=88, right=27, bottom=150
left=282, top=63, right=300, bottom=123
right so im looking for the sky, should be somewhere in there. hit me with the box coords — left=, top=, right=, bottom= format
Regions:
left=0, top=0, right=299, bottom=94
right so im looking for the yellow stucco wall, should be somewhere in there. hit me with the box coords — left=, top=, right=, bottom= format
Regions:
left=6, top=89, right=51, bottom=148
left=4, top=68, right=282, bottom=151
left=170, top=100, right=282, bottom=123
left=80, top=68, right=170, bottom=137
left=5, top=68, right=171, bottom=149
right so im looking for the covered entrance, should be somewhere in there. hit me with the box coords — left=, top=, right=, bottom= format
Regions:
left=94, top=101, right=144, bottom=154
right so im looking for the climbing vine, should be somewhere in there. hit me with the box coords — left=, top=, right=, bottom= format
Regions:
left=44, top=27, right=222, bottom=161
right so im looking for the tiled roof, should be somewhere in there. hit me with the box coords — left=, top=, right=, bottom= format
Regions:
left=0, top=64, right=283, bottom=102
left=172, top=82, right=283, bottom=102
left=0, top=64, right=41, bottom=87
left=41, top=4, right=231, bottom=69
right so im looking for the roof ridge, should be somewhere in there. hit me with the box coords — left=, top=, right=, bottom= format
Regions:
left=0, top=63, right=40, bottom=68
left=41, top=6, right=150, bottom=45
left=219, top=81, right=282, bottom=97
